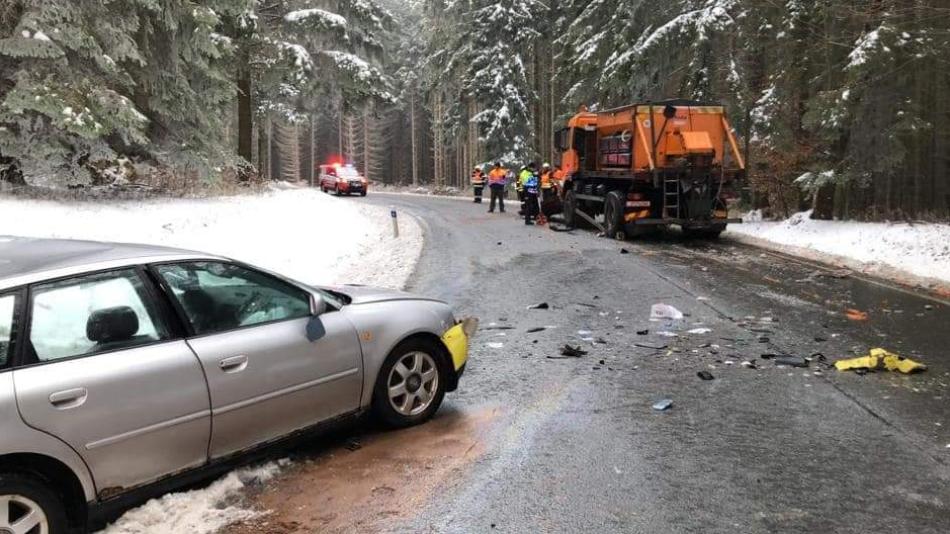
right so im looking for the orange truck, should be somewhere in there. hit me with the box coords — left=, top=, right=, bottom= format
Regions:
left=554, top=99, right=745, bottom=238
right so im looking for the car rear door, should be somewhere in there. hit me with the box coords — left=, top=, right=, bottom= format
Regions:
left=12, top=268, right=211, bottom=495
left=152, top=261, right=363, bottom=459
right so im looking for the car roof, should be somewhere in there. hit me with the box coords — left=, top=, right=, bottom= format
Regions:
left=0, top=236, right=220, bottom=290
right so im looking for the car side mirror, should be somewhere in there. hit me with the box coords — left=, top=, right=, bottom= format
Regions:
left=310, top=294, right=327, bottom=316
left=306, top=294, right=328, bottom=342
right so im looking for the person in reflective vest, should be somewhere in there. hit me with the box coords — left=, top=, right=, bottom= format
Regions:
left=523, top=170, right=540, bottom=225
left=471, top=166, right=486, bottom=203
left=487, top=162, right=507, bottom=214
left=518, top=163, right=536, bottom=215
left=537, top=163, right=555, bottom=226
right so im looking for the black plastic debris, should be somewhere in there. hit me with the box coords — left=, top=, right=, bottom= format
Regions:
left=482, top=325, right=515, bottom=331
left=635, top=342, right=668, bottom=350
left=774, top=355, right=809, bottom=368
left=697, top=370, right=715, bottom=381
left=526, top=327, right=546, bottom=333
left=620, top=248, right=630, bottom=254
left=637, top=329, right=650, bottom=335
left=528, top=302, right=550, bottom=310
left=344, top=439, right=362, bottom=451
left=814, top=336, right=828, bottom=342
left=758, top=336, right=770, bottom=343
left=559, top=344, right=588, bottom=357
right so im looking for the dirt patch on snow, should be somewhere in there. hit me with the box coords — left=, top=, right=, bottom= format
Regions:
left=224, top=406, right=499, bottom=534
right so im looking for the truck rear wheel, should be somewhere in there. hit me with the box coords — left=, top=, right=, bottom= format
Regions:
left=604, top=191, right=624, bottom=239
left=562, top=190, right=577, bottom=229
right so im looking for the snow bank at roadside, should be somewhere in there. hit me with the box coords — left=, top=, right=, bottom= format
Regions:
left=97, top=461, right=285, bottom=534
left=0, top=184, right=423, bottom=290
left=727, top=210, right=950, bottom=286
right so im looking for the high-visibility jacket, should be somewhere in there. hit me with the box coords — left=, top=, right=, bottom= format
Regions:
left=518, top=169, right=534, bottom=187
left=471, top=170, right=486, bottom=186
left=488, top=168, right=507, bottom=186
left=540, top=171, right=554, bottom=189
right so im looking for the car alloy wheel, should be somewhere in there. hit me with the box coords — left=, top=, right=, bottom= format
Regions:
left=387, top=351, right=439, bottom=416
left=0, top=494, right=49, bottom=534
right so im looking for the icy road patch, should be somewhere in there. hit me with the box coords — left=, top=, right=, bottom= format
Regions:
left=0, top=183, right=423, bottom=289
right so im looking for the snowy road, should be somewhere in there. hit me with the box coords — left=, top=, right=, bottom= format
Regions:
left=220, top=193, right=950, bottom=534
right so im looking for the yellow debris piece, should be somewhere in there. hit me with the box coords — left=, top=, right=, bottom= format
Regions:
left=834, top=348, right=927, bottom=374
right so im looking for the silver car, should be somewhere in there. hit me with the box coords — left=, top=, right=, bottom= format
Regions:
left=0, top=236, right=475, bottom=534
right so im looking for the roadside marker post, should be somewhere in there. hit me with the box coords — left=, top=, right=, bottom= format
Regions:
left=391, top=207, right=399, bottom=238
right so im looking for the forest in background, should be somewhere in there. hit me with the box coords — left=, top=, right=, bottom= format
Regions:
left=1, top=0, right=948, bottom=221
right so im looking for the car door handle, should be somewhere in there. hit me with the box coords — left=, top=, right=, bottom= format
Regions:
left=219, top=355, right=248, bottom=373
left=49, top=388, right=88, bottom=410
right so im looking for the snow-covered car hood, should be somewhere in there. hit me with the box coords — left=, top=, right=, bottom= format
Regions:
left=320, top=284, right=447, bottom=306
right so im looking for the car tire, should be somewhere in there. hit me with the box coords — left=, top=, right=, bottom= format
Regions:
left=334, top=186, right=342, bottom=196
left=0, top=473, right=69, bottom=534
left=372, top=338, right=448, bottom=428
left=360, top=191, right=367, bottom=197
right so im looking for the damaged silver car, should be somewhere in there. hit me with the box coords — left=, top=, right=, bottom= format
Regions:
left=0, top=236, right=475, bottom=533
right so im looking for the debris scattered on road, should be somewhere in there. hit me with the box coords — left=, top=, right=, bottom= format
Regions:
left=528, top=302, right=550, bottom=310
left=652, top=399, right=673, bottom=411
left=697, top=370, right=715, bottom=381
left=814, top=335, right=828, bottom=342
left=650, top=303, right=684, bottom=321
left=620, top=248, right=630, bottom=254
left=559, top=344, right=588, bottom=357
left=482, top=325, right=515, bottom=331
left=344, top=439, right=362, bottom=451
left=657, top=331, right=678, bottom=337
left=487, top=342, right=504, bottom=349
left=845, top=308, right=869, bottom=321
left=637, top=329, right=649, bottom=335
left=526, top=327, right=546, bottom=333
left=578, top=330, right=592, bottom=336
left=758, top=336, right=770, bottom=343
left=834, top=348, right=927, bottom=374
left=774, top=356, right=809, bottom=368
left=635, top=342, right=668, bottom=350
left=924, top=304, right=934, bottom=310
left=594, top=337, right=608, bottom=344
left=741, top=360, right=757, bottom=369
left=687, top=327, right=712, bottom=334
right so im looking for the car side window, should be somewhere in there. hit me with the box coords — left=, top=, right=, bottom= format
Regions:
left=29, top=269, right=170, bottom=362
left=0, top=294, right=18, bottom=368
left=155, top=262, right=311, bottom=336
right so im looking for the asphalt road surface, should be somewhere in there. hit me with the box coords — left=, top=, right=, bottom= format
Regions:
left=229, top=193, right=950, bottom=534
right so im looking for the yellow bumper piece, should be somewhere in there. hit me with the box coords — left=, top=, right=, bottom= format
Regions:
left=442, top=318, right=478, bottom=371
left=834, top=348, right=927, bottom=374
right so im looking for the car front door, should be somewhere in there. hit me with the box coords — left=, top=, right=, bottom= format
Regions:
left=12, top=268, right=211, bottom=495
left=152, top=261, right=363, bottom=459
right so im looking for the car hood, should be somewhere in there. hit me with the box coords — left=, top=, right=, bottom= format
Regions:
left=320, top=284, right=446, bottom=306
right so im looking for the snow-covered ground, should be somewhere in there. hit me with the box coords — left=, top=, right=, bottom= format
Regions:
left=727, top=210, right=950, bottom=287
left=98, top=462, right=286, bottom=534
left=0, top=183, right=423, bottom=290
left=0, top=184, right=425, bottom=533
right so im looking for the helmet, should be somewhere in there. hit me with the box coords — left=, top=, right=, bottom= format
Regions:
left=542, top=163, right=551, bottom=169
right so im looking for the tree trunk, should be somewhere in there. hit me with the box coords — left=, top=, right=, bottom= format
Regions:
left=237, top=49, right=253, bottom=168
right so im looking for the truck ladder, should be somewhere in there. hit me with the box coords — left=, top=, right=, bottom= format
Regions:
left=663, top=177, right=681, bottom=219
